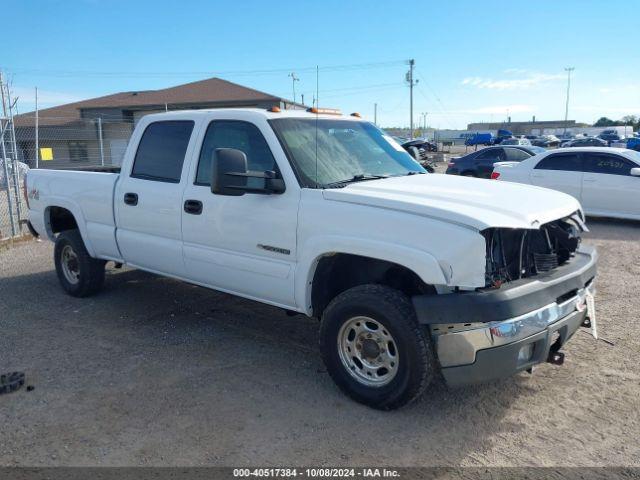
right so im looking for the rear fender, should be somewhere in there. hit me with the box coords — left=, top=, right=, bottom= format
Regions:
left=43, top=197, right=96, bottom=257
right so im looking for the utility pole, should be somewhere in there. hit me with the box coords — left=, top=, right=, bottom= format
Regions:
left=288, top=72, right=300, bottom=104
left=405, top=59, right=418, bottom=139
left=301, top=93, right=305, bottom=106
left=563, top=67, right=574, bottom=135
left=421, top=112, right=428, bottom=135
left=374, top=103, right=377, bottom=125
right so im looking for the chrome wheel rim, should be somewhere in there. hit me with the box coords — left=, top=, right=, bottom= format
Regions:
left=337, top=316, right=399, bottom=387
left=61, top=245, right=80, bottom=285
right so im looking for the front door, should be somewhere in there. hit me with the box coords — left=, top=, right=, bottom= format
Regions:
left=181, top=120, right=299, bottom=308
left=115, top=119, right=196, bottom=277
left=529, top=152, right=583, bottom=201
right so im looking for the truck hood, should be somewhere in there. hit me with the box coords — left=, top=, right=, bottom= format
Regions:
left=322, top=174, right=581, bottom=230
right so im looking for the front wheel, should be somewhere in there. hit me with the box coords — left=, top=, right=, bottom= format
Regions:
left=54, top=229, right=106, bottom=297
left=319, top=285, right=437, bottom=410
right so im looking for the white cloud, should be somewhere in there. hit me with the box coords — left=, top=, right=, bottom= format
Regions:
left=461, top=71, right=565, bottom=90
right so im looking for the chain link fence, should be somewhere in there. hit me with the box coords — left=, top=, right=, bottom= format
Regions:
left=1, top=115, right=134, bottom=240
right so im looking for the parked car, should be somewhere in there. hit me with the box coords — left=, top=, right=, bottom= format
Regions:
left=401, top=138, right=437, bottom=152
left=464, top=133, right=493, bottom=146
left=0, top=159, right=29, bottom=191
left=597, top=129, right=623, bottom=146
left=446, top=145, right=546, bottom=178
left=531, top=135, right=560, bottom=148
left=501, top=138, right=532, bottom=146
left=626, top=137, right=640, bottom=152
left=562, top=137, right=608, bottom=148
left=492, top=147, right=640, bottom=220
left=26, top=108, right=597, bottom=410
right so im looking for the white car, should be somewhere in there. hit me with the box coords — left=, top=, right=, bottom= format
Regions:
left=492, top=147, right=640, bottom=220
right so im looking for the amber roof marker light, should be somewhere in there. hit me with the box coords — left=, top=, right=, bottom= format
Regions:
left=307, top=107, right=342, bottom=115
left=268, top=106, right=281, bottom=113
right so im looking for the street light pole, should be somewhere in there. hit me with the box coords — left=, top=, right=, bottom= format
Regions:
left=563, top=67, right=574, bottom=135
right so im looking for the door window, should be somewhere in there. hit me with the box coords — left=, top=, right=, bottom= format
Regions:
left=583, top=153, right=636, bottom=176
left=475, top=149, right=503, bottom=162
left=131, top=121, right=194, bottom=183
left=535, top=153, right=582, bottom=171
left=504, top=148, right=531, bottom=162
left=196, top=120, right=277, bottom=186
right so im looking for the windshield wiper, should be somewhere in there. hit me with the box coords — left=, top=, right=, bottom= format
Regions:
left=323, top=174, right=389, bottom=189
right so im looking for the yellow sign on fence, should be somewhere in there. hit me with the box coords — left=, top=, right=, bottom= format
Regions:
left=40, top=147, right=53, bottom=161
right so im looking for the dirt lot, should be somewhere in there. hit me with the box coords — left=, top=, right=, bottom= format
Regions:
left=1, top=219, right=639, bottom=467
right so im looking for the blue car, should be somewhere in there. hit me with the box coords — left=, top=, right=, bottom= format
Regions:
left=626, top=137, right=640, bottom=151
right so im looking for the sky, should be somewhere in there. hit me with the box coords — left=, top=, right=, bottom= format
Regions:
left=3, top=0, right=640, bottom=129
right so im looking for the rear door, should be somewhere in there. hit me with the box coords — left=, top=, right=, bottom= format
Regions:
left=115, top=119, right=196, bottom=277
left=581, top=152, right=640, bottom=217
left=529, top=152, right=583, bottom=200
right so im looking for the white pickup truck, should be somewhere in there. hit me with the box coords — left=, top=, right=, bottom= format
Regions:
left=25, top=108, right=597, bottom=409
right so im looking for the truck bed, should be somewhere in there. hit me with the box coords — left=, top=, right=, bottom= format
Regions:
left=27, top=168, right=122, bottom=261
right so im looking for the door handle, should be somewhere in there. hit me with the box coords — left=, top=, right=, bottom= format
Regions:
left=583, top=178, right=597, bottom=183
left=124, top=192, right=138, bottom=206
left=184, top=199, right=203, bottom=215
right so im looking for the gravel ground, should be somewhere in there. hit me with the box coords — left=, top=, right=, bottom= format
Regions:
left=1, top=218, right=639, bottom=467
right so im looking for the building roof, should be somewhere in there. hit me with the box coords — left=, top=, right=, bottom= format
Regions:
left=15, top=77, right=294, bottom=126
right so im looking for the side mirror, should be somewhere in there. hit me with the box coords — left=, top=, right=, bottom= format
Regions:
left=211, top=148, right=248, bottom=196
left=630, top=167, right=640, bottom=177
left=211, top=148, right=285, bottom=196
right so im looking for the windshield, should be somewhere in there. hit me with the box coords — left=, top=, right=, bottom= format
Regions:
left=270, top=118, right=424, bottom=187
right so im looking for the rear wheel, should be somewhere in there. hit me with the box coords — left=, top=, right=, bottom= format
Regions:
left=54, top=229, right=106, bottom=297
left=319, top=284, right=437, bottom=410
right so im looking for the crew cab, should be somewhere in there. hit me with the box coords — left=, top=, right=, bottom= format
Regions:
left=26, top=108, right=598, bottom=410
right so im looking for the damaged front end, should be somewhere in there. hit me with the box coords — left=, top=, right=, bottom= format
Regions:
left=482, top=211, right=587, bottom=288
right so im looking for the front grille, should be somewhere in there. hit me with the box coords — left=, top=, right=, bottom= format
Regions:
left=483, top=212, right=584, bottom=286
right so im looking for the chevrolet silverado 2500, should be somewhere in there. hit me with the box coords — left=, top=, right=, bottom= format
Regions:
left=25, top=108, right=597, bottom=410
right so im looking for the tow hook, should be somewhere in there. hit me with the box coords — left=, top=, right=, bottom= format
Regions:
left=581, top=317, right=591, bottom=328
left=547, top=351, right=565, bottom=365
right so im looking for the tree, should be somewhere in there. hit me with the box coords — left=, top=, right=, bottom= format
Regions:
left=593, top=117, right=616, bottom=127
left=621, top=115, right=638, bottom=126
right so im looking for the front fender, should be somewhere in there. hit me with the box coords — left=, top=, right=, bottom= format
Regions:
left=295, top=235, right=449, bottom=315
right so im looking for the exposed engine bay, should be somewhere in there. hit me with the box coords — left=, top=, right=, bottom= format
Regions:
left=483, top=211, right=587, bottom=287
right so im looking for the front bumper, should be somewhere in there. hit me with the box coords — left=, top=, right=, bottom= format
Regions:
left=412, top=246, right=598, bottom=387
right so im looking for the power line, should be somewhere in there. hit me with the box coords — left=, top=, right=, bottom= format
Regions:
left=7, top=60, right=406, bottom=79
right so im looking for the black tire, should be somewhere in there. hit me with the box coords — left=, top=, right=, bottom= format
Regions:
left=54, top=229, right=106, bottom=297
left=319, top=285, right=437, bottom=410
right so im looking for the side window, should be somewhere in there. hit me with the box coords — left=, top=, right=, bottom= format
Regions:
left=196, top=120, right=277, bottom=186
left=583, top=153, right=635, bottom=176
left=131, top=121, right=194, bottom=183
left=505, top=148, right=531, bottom=162
left=475, top=149, right=502, bottom=161
left=535, top=153, right=582, bottom=171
